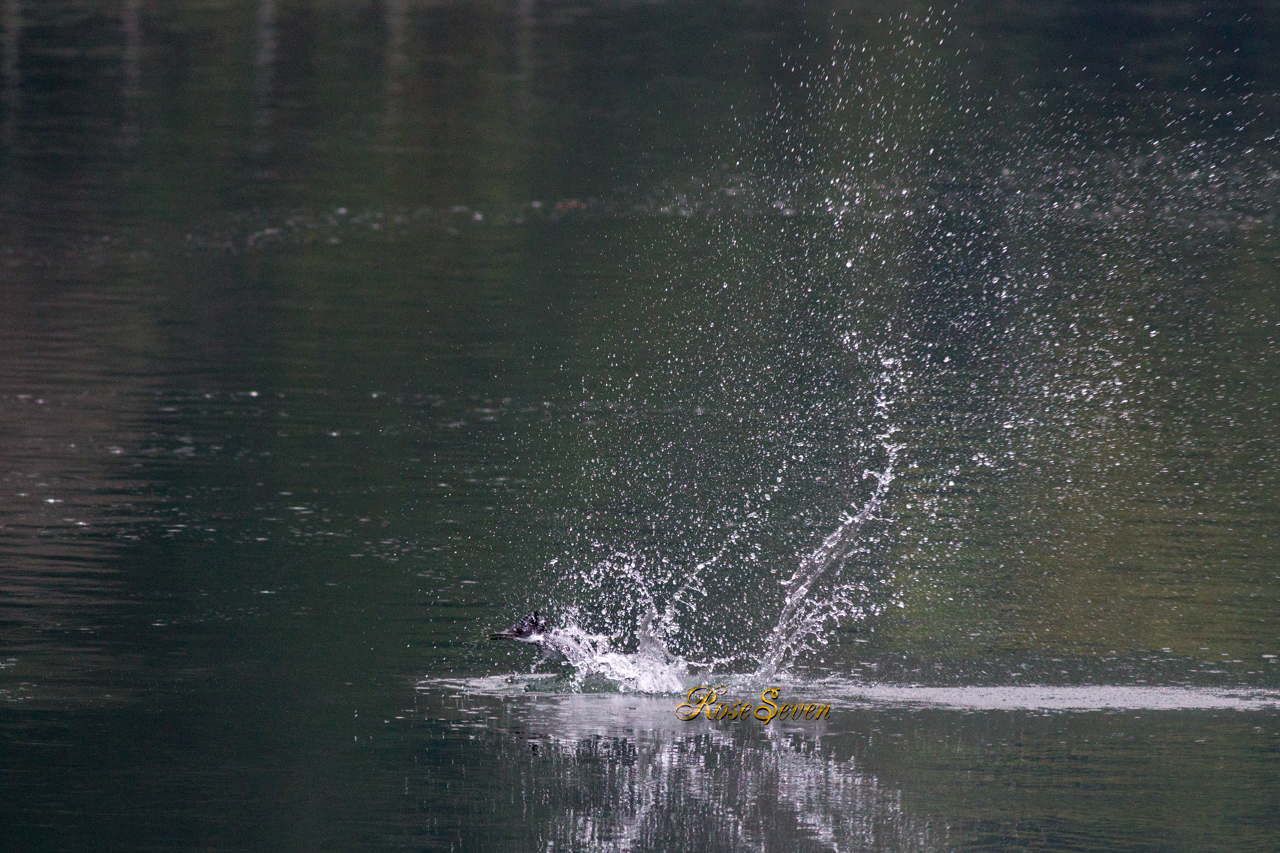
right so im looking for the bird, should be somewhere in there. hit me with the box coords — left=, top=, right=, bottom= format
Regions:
left=489, top=609, right=686, bottom=693
left=491, top=610, right=549, bottom=643
left=490, top=611, right=564, bottom=660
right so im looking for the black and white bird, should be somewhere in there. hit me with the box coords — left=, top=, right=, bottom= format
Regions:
left=490, top=611, right=564, bottom=660
left=489, top=609, right=686, bottom=693
left=489, top=610, right=548, bottom=642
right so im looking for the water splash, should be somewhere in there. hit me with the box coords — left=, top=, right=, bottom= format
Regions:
left=755, top=433, right=901, bottom=680
left=537, top=607, right=688, bottom=694
left=496, top=420, right=904, bottom=694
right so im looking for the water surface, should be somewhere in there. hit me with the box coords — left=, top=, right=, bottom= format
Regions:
left=2, top=1, right=1279, bottom=850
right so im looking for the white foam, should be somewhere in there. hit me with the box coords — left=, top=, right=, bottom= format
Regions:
left=423, top=676, right=1280, bottom=712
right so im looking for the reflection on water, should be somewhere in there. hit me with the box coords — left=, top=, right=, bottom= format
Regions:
left=0, top=277, right=163, bottom=704
left=424, top=686, right=939, bottom=853
left=417, top=681, right=1280, bottom=852
left=2, top=2, right=1279, bottom=851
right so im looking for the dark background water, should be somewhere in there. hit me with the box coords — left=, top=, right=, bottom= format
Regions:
left=2, top=1, right=1279, bottom=850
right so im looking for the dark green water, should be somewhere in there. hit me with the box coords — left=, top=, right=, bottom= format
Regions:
left=2, top=1, right=1279, bottom=850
